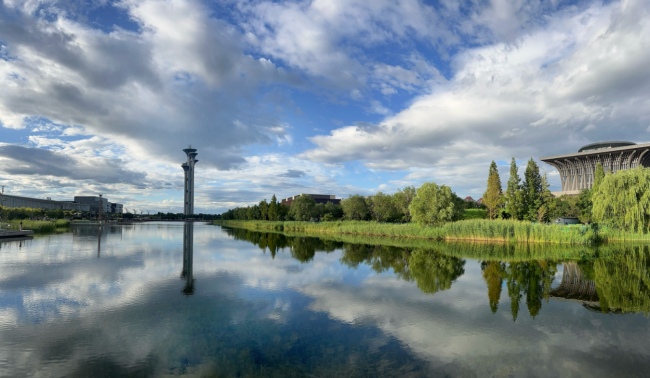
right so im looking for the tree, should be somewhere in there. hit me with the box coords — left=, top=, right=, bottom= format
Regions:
left=483, top=161, right=503, bottom=219
left=324, top=202, right=344, bottom=220
left=393, top=186, right=416, bottom=222
left=246, top=205, right=261, bottom=220
left=409, top=182, right=457, bottom=226
left=268, top=195, right=278, bottom=221
left=537, top=173, right=554, bottom=222
left=368, top=192, right=399, bottom=222
left=592, top=167, right=650, bottom=232
left=504, top=158, right=523, bottom=220
left=522, top=158, right=543, bottom=221
left=289, top=195, right=316, bottom=221
left=341, top=195, right=370, bottom=221
left=259, top=200, right=269, bottom=220
left=576, top=189, right=593, bottom=223
left=592, top=163, right=605, bottom=193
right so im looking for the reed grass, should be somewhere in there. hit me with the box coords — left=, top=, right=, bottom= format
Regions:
left=216, top=219, right=604, bottom=245
left=1, top=219, right=70, bottom=233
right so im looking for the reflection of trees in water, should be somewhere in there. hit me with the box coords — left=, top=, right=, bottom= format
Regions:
left=594, top=246, right=650, bottom=314
left=502, top=261, right=556, bottom=320
left=339, top=244, right=413, bottom=281
left=409, top=249, right=466, bottom=295
left=222, top=227, right=342, bottom=263
left=224, top=227, right=650, bottom=318
left=481, top=261, right=506, bottom=313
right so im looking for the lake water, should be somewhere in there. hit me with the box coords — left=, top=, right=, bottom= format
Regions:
left=1, top=222, right=650, bottom=377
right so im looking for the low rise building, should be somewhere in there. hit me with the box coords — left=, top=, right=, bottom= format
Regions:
left=281, top=194, right=341, bottom=206
left=0, top=194, right=90, bottom=212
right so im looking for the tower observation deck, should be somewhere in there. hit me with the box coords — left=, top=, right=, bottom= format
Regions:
left=182, top=147, right=198, bottom=215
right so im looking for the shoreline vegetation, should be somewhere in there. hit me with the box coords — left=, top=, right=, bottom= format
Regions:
left=214, top=219, right=650, bottom=245
left=1, top=220, right=70, bottom=233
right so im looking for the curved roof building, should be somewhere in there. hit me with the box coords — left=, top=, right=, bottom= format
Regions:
left=541, top=141, right=650, bottom=196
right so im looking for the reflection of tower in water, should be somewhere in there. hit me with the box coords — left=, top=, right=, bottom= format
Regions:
left=181, top=222, right=195, bottom=295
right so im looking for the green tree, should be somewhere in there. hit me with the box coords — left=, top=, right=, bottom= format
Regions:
left=268, top=195, right=278, bottom=221
left=522, top=158, right=543, bottom=221
left=483, top=161, right=503, bottom=219
left=576, top=189, right=593, bottom=223
left=324, top=202, right=344, bottom=220
left=393, top=186, right=416, bottom=222
left=537, top=173, right=554, bottom=222
left=341, top=195, right=370, bottom=221
left=368, top=192, right=399, bottom=222
left=259, top=199, right=269, bottom=220
left=592, top=163, right=605, bottom=193
left=289, top=195, right=316, bottom=221
left=504, top=158, right=524, bottom=220
left=409, top=182, right=456, bottom=226
left=592, top=167, right=650, bottom=232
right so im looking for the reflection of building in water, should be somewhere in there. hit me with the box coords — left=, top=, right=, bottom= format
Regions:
left=181, top=222, right=195, bottom=295
left=550, top=262, right=599, bottom=307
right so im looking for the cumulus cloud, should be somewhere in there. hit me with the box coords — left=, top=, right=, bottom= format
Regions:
left=0, top=145, right=146, bottom=185
left=0, top=0, right=300, bottom=170
left=300, top=0, right=650, bottom=191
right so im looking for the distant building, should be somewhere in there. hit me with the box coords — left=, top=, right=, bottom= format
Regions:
left=541, top=141, right=650, bottom=196
left=74, top=196, right=123, bottom=214
left=281, top=194, right=341, bottom=206
left=0, top=194, right=90, bottom=212
left=464, top=196, right=475, bottom=202
left=476, top=197, right=484, bottom=206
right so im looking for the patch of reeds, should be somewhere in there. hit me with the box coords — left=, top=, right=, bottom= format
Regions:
left=215, top=219, right=601, bottom=245
left=2, top=219, right=71, bottom=233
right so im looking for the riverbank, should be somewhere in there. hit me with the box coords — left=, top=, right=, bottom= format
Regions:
left=1, top=220, right=70, bottom=233
left=214, top=219, right=650, bottom=245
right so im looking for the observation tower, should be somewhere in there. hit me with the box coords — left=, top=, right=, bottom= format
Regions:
left=182, top=146, right=198, bottom=215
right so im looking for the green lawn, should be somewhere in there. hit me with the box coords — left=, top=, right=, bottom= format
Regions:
left=463, top=209, right=488, bottom=220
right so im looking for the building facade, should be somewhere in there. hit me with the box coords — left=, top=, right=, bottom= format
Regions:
left=280, top=194, right=341, bottom=206
left=74, top=196, right=123, bottom=214
left=182, top=147, right=198, bottom=215
left=0, top=194, right=90, bottom=212
left=541, top=141, right=650, bottom=196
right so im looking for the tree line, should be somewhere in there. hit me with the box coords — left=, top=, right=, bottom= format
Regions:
left=483, top=158, right=650, bottom=232
left=220, top=185, right=479, bottom=225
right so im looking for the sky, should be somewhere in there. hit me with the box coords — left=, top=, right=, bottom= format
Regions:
left=0, top=0, right=649, bottom=214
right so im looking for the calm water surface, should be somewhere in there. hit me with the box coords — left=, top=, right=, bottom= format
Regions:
left=1, top=222, right=650, bottom=377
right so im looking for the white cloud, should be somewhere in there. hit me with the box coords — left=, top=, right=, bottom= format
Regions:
left=300, top=0, right=650, bottom=192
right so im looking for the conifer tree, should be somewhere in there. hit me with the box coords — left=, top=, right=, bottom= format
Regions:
left=522, top=158, right=543, bottom=221
left=504, top=158, right=523, bottom=220
left=537, top=173, right=554, bottom=222
left=268, top=195, right=278, bottom=221
left=483, top=161, right=503, bottom=219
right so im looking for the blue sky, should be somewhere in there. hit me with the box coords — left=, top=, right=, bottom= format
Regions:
left=1, top=0, right=650, bottom=213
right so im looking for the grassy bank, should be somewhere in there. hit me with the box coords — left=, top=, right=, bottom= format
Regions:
left=1, top=219, right=70, bottom=233
left=215, top=219, right=650, bottom=245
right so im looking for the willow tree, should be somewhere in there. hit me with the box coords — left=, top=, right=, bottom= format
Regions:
left=483, top=161, right=503, bottom=219
left=592, top=163, right=605, bottom=192
left=592, top=167, right=650, bottom=232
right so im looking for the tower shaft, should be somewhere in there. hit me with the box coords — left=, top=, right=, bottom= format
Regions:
left=181, top=148, right=198, bottom=216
